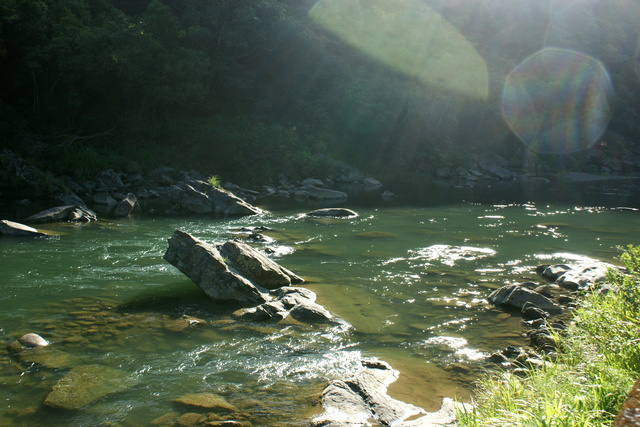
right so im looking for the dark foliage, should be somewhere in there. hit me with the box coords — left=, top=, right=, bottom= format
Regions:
left=1, top=0, right=639, bottom=184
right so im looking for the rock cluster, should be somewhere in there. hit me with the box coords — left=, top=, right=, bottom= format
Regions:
left=486, top=261, right=614, bottom=373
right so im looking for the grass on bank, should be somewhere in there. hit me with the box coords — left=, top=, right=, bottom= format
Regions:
left=459, top=245, right=640, bottom=427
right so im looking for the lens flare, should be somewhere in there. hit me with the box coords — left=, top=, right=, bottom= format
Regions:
left=502, top=48, right=613, bottom=154
left=309, top=0, right=489, bottom=100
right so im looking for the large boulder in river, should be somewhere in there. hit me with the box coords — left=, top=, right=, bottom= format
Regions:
left=488, top=284, right=562, bottom=313
left=163, top=230, right=267, bottom=304
left=219, top=240, right=304, bottom=289
left=24, top=205, right=97, bottom=223
left=207, top=184, right=263, bottom=216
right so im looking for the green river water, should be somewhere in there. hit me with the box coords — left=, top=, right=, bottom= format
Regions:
left=1, top=180, right=639, bottom=426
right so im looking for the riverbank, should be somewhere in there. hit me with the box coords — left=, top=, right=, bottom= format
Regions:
left=458, top=245, right=640, bottom=426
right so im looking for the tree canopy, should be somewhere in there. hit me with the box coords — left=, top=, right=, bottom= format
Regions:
left=1, top=0, right=639, bottom=184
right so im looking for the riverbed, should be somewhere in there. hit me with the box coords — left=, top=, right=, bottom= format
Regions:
left=1, top=180, right=639, bottom=426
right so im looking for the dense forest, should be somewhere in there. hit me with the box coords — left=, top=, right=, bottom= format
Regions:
left=1, top=0, right=640, bottom=187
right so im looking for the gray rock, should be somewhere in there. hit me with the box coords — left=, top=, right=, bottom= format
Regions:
left=488, top=284, right=562, bottom=313
left=521, top=302, right=550, bottom=320
left=362, top=177, right=383, bottom=188
left=305, top=186, right=348, bottom=201
left=477, top=158, right=516, bottom=180
left=311, top=359, right=425, bottom=426
left=175, top=182, right=214, bottom=214
left=306, top=208, right=358, bottom=218
left=219, top=240, right=303, bottom=289
left=96, top=169, right=124, bottom=190
left=289, top=301, right=334, bottom=323
left=93, top=192, right=117, bottom=206
left=540, top=264, right=571, bottom=281
left=163, top=230, right=266, bottom=304
left=0, top=220, right=48, bottom=237
left=557, top=265, right=608, bottom=290
left=208, top=185, right=263, bottom=216
left=301, top=178, right=325, bottom=187
left=24, top=205, right=97, bottom=223
left=233, top=301, right=289, bottom=322
left=114, top=193, right=141, bottom=217
left=271, top=287, right=317, bottom=307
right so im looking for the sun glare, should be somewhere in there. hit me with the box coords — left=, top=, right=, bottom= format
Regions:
left=309, top=0, right=489, bottom=100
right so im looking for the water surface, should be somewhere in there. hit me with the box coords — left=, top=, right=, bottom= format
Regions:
left=1, top=182, right=639, bottom=426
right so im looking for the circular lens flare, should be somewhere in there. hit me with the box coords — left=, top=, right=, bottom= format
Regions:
left=502, top=48, right=613, bottom=154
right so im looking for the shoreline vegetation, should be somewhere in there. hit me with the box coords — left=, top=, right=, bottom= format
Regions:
left=458, top=245, right=640, bottom=426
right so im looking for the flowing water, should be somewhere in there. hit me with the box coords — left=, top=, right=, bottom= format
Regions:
left=1, top=180, right=639, bottom=426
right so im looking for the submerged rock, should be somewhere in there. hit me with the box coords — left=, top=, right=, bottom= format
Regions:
left=163, top=230, right=267, bottom=304
left=44, top=364, right=135, bottom=410
left=174, top=393, right=238, bottom=412
left=306, top=208, right=358, bottom=218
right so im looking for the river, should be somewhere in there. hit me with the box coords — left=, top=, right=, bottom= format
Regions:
left=1, top=179, right=639, bottom=426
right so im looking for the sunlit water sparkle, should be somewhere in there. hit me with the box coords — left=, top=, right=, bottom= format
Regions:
left=0, top=196, right=639, bottom=425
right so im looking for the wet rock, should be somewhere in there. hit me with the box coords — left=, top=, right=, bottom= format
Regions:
left=289, top=302, right=334, bottom=323
left=538, top=264, right=571, bottom=281
left=17, top=346, right=75, bottom=369
left=306, top=208, right=358, bottom=218
left=44, top=364, right=135, bottom=409
left=150, top=412, right=179, bottom=425
left=0, top=220, right=48, bottom=237
left=24, top=205, right=97, bottom=223
left=176, top=413, right=207, bottom=426
left=219, top=240, right=303, bottom=289
left=163, top=230, right=267, bottom=304
left=271, top=287, right=317, bottom=307
left=18, top=333, right=48, bottom=347
left=521, top=302, right=550, bottom=321
left=233, top=301, right=289, bottom=322
left=488, top=284, right=562, bottom=313
left=174, top=393, right=238, bottom=412
left=311, top=359, right=425, bottom=426
left=163, top=315, right=207, bottom=332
